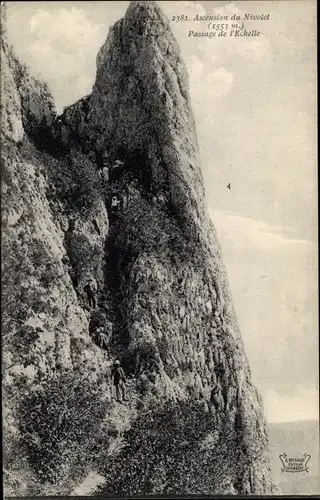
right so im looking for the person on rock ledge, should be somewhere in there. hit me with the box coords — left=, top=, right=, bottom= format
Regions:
left=111, top=360, right=127, bottom=403
left=84, top=278, right=98, bottom=309
left=111, top=195, right=121, bottom=214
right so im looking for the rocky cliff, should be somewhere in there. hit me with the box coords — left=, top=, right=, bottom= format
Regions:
left=2, top=1, right=275, bottom=496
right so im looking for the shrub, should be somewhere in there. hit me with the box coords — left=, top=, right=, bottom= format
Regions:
left=98, top=400, right=242, bottom=495
left=64, top=232, right=100, bottom=288
left=30, top=238, right=62, bottom=287
left=114, top=191, right=168, bottom=260
left=113, top=186, right=205, bottom=273
left=17, top=370, right=110, bottom=487
left=46, top=148, right=102, bottom=216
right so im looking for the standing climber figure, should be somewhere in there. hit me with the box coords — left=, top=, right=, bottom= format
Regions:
left=111, top=360, right=127, bottom=402
left=84, top=278, right=97, bottom=309
left=102, top=164, right=109, bottom=182
left=111, top=196, right=120, bottom=214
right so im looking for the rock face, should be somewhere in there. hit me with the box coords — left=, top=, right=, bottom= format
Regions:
left=2, top=23, right=112, bottom=495
left=1, top=38, right=55, bottom=145
left=2, top=1, right=275, bottom=496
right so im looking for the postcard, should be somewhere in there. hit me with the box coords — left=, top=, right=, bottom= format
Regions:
left=1, top=1, right=318, bottom=497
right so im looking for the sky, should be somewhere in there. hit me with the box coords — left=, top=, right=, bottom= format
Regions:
left=5, top=0, right=318, bottom=423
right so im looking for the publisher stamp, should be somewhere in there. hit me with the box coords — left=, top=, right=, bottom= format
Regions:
left=279, top=454, right=311, bottom=473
